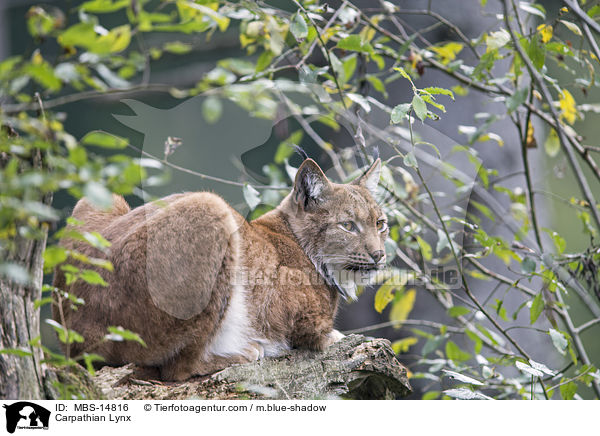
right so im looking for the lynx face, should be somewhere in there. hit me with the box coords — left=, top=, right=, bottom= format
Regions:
left=284, top=158, right=388, bottom=299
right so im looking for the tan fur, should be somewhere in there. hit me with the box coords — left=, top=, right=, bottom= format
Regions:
left=53, top=159, right=387, bottom=380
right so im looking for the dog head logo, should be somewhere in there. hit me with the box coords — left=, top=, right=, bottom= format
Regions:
left=2, top=402, right=50, bottom=433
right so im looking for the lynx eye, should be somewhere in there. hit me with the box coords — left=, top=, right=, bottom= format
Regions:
left=339, top=221, right=357, bottom=232
left=376, top=219, right=387, bottom=232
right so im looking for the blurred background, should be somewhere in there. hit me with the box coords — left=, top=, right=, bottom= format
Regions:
left=2, top=0, right=598, bottom=398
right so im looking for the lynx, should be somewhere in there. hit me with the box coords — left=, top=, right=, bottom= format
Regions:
left=53, top=158, right=388, bottom=381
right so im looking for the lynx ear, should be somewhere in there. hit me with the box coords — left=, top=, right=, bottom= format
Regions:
left=293, top=159, right=331, bottom=210
left=353, top=158, right=381, bottom=195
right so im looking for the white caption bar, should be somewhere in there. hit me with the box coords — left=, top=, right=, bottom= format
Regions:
left=0, top=400, right=596, bottom=435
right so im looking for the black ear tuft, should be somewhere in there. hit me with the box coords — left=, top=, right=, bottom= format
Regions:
left=293, top=159, right=331, bottom=210
left=293, top=145, right=309, bottom=161
left=352, top=158, right=381, bottom=196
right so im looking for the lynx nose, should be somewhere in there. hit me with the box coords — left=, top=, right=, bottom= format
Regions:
left=370, top=250, right=385, bottom=263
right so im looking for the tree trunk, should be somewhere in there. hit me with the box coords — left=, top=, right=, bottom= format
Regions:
left=91, top=335, right=412, bottom=400
left=0, top=149, right=51, bottom=399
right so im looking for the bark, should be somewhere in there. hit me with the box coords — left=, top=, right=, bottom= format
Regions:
left=92, top=335, right=412, bottom=400
left=0, top=149, right=51, bottom=400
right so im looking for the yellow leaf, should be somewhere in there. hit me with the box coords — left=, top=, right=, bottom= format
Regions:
left=389, top=288, right=416, bottom=325
left=431, top=42, right=463, bottom=65
left=537, top=24, right=553, bottom=43
left=107, top=25, right=131, bottom=53
left=240, top=34, right=255, bottom=48
left=391, top=337, right=418, bottom=353
left=374, top=283, right=395, bottom=313
left=526, top=121, right=537, bottom=148
left=32, top=50, right=43, bottom=65
left=559, top=89, right=577, bottom=124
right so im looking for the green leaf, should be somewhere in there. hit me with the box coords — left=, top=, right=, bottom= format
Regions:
left=445, top=340, right=471, bottom=362
left=518, top=2, right=546, bottom=18
left=486, top=29, right=511, bottom=51
left=202, top=96, right=223, bottom=124
left=275, top=130, right=303, bottom=164
left=342, top=55, right=357, bottom=84
left=45, top=319, right=84, bottom=344
left=412, top=94, right=428, bottom=121
left=83, top=182, right=113, bottom=209
left=465, top=329, right=482, bottom=353
left=24, top=60, right=62, bottom=92
left=507, top=87, right=528, bottom=113
left=559, top=20, right=582, bottom=36
left=163, top=41, right=192, bottom=54
left=548, top=328, right=567, bottom=355
left=106, top=326, right=147, bottom=347
left=423, top=86, right=455, bottom=100
left=43, top=245, right=68, bottom=271
left=448, top=306, right=471, bottom=318
left=524, top=33, right=545, bottom=71
left=0, top=347, right=33, bottom=357
left=290, top=13, right=308, bottom=40
left=529, top=359, right=556, bottom=376
left=80, top=0, right=130, bottom=13
left=26, top=6, right=57, bottom=38
left=81, top=353, right=105, bottom=376
left=391, top=337, right=418, bottom=353
left=255, top=50, right=274, bottom=72
left=442, top=369, right=484, bottom=385
left=243, top=184, right=261, bottom=210
left=393, top=67, right=412, bottom=82
left=588, top=5, right=600, bottom=18
left=366, top=75, right=387, bottom=97
left=185, top=3, right=230, bottom=32
left=530, top=293, right=544, bottom=324
left=390, top=103, right=411, bottom=124
left=58, top=22, right=131, bottom=54
left=443, top=388, right=493, bottom=400
left=79, top=269, right=108, bottom=286
left=516, top=360, right=543, bottom=377
left=544, top=128, right=560, bottom=157
left=470, top=200, right=495, bottom=222
left=492, top=299, right=509, bottom=321
left=422, top=391, right=440, bottom=400
left=559, top=380, right=577, bottom=400
left=336, top=35, right=374, bottom=54
left=81, top=131, right=128, bottom=148
left=68, top=146, right=87, bottom=167
left=416, top=235, right=432, bottom=261
left=34, top=296, right=54, bottom=310
left=423, top=334, right=447, bottom=356
left=347, top=93, right=371, bottom=112
left=521, top=257, right=536, bottom=274
left=403, top=151, right=418, bottom=168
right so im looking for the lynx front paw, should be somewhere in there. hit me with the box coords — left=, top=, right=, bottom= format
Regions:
left=324, top=329, right=345, bottom=347
left=243, top=342, right=265, bottom=362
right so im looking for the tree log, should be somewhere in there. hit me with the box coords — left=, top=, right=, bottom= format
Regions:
left=0, top=149, right=51, bottom=400
left=93, top=335, right=412, bottom=400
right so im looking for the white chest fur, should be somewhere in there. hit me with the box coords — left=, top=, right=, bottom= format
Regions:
left=204, top=282, right=252, bottom=358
